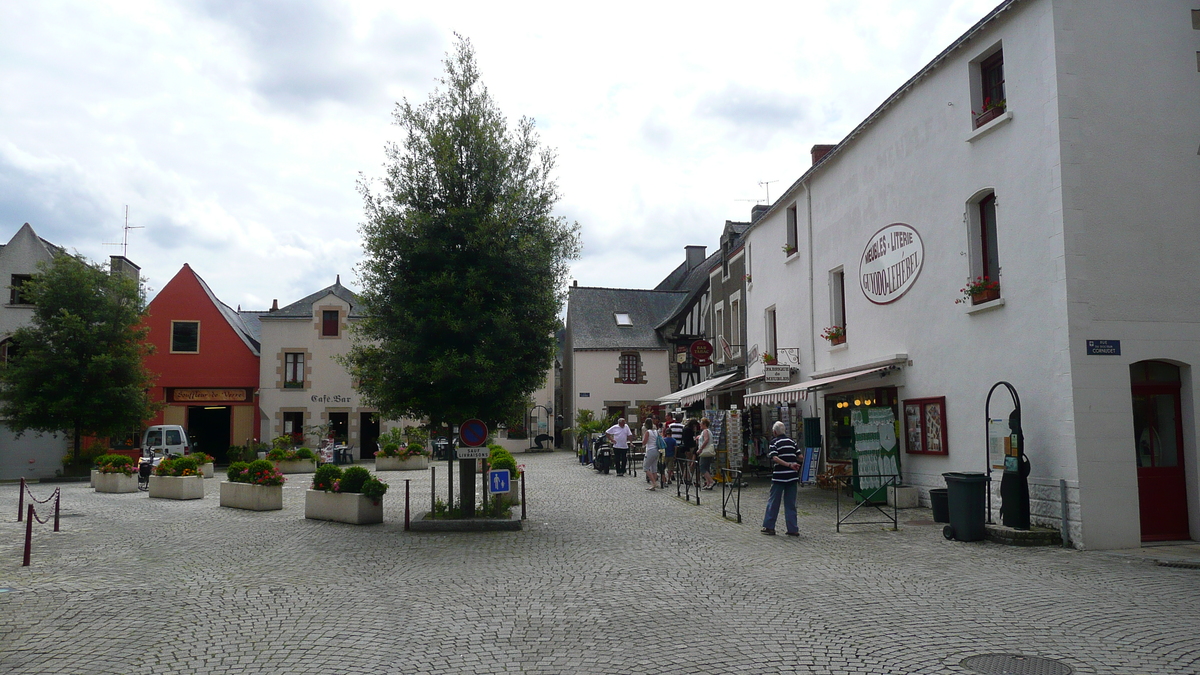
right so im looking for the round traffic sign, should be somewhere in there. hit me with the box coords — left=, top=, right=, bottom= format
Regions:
left=459, top=418, right=489, bottom=447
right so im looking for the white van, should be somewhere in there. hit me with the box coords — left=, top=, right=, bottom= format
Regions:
left=142, top=425, right=191, bottom=458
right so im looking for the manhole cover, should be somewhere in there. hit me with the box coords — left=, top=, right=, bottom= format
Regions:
left=961, top=654, right=1072, bottom=675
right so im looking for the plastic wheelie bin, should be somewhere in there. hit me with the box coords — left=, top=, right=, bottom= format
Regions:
left=941, top=472, right=987, bottom=541
left=929, top=488, right=949, bottom=523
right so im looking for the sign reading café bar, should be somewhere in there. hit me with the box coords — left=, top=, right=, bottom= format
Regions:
left=859, top=223, right=924, bottom=304
left=169, top=388, right=251, bottom=403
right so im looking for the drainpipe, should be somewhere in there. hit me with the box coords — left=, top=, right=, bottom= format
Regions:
left=805, top=180, right=817, bottom=418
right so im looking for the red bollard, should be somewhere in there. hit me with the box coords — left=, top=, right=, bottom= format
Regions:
left=23, top=504, right=33, bottom=566
left=18, top=477, right=25, bottom=522
left=520, top=469, right=526, bottom=521
left=404, top=479, right=411, bottom=531
left=53, top=490, right=60, bottom=532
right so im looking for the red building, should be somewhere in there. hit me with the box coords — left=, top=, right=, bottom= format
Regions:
left=142, top=265, right=263, bottom=461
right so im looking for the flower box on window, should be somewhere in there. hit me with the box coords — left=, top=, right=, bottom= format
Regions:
left=973, top=101, right=1006, bottom=129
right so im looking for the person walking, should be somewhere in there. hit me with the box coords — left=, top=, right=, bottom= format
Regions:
left=697, top=417, right=716, bottom=490
left=605, top=418, right=634, bottom=476
left=641, top=420, right=660, bottom=490
left=665, top=414, right=684, bottom=484
left=661, top=427, right=677, bottom=487
left=761, top=421, right=801, bottom=536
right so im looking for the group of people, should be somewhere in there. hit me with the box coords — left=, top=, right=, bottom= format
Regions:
left=602, top=414, right=718, bottom=491
left=603, top=414, right=804, bottom=538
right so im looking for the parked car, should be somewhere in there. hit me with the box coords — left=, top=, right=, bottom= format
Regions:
left=142, top=425, right=191, bottom=458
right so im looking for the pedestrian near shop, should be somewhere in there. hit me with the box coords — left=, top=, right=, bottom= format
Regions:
left=761, top=421, right=801, bottom=536
left=697, top=417, right=716, bottom=490
left=605, top=418, right=635, bottom=476
left=681, top=418, right=699, bottom=485
left=661, top=429, right=677, bottom=486
left=641, top=420, right=660, bottom=490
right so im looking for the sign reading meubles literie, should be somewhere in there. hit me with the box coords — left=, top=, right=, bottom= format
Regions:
left=859, top=223, right=924, bottom=304
left=171, top=388, right=249, bottom=402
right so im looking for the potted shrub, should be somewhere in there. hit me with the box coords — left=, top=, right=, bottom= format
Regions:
left=305, top=465, right=388, bottom=525
left=821, top=325, right=847, bottom=346
left=190, top=452, right=215, bottom=478
left=268, top=436, right=318, bottom=474
left=148, top=456, right=205, bottom=500
left=220, top=459, right=285, bottom=511
left=375, top=441, right=431, bottom=471
left=487, top=446, right=521, bottom=507
left=93, top=453, right=138, bottom=493
left=955, top=276, right=1001, bottom=305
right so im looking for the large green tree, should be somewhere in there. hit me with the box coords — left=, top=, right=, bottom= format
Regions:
left=0, top=254, right=159, bottom=460
left=345, top=37, right=579, bottom=431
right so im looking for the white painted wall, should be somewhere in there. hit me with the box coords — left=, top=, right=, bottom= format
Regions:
left=571, top=350, right=670, bottom=423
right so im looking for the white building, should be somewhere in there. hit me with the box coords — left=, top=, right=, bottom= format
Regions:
left=0, top=223, right=69, bottom=479
left=741, top=0, right=1200, bottom=549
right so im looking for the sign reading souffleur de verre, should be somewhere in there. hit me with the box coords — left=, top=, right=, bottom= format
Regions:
left=859, top=223, right=924, bottom=304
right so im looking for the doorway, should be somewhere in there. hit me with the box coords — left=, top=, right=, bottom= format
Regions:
left=329, top=412, right=349, bottom=457
left=188, top=406, right=231, bottom=463
left=1130, top=361, right=1190, bottom=541
left=359, top=413, right=380, bottom=458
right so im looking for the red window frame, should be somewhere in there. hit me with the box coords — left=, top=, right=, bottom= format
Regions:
left=904, top=396, right=949, bottom=455
left=322, top=310, right=339, bottom=337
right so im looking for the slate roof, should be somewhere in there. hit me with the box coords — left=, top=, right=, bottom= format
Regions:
left=655, top=249, right=723, bottom=331
left=567, top=286, right=686, bottom=351
left=261, top=279, right=361, bottom=320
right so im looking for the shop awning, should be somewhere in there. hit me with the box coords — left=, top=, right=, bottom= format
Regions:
left=743, top=365, right=897, bottom=406
left=656, top=372, right=739, bottom=406
left=710, top=374, right=764, bottom=395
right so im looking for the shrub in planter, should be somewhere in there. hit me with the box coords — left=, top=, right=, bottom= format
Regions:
left=227, top=459, right=285, bottom=487
left=94, top=453, right=138, bottom=492
left=312, top=464, right=342, bottom=491
left=306, top=464, right=388, bottom=524
left=149, top=456, right=204, bottom=499
left=95, top=454, right=135, bottom=476
left=155, top=456, right=200, bottom=477
left=339, top=466, right=370, bottom=494
left=221, top=459, right=285, bottom=510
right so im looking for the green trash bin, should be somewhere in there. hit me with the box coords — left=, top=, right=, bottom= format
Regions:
left=929, top=488, right=949, bottom=523
left=942, top=472, right=987, bottom=542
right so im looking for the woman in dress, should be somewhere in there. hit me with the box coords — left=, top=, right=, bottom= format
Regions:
left=641, top=420, right=660, bottom=491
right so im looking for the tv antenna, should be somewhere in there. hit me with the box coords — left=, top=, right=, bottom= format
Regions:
left=757, top=180, right=778, bottom=204
left=103, top=205, right=144, bottom=258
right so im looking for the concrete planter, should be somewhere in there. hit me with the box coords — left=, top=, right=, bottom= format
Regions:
left=275, top=459, right=317, bottom=474
left=304, top=490, right=383, bottom=525
left=148, top=475, right=205, bottom=500
left=887, top=485, right=919, bottom=509
left=375, top=455, right=429, bottom=471
left=94, top=471, right=138, bottom=493
left=201, top=462, right=215, bottom=479
left=219, top=482, right=283, bottom=511
left=90, top=469, right=98, bottom=487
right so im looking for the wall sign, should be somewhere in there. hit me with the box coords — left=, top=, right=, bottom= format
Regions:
left=1086, top=340, right=1121, bottom=356
left=859, top=223, right=924, bottom=304
left=764, top=365, right=791, bottom=383
left=690, top=340, right=714, bottom=367
left=170, top=388, right=250, bottom=403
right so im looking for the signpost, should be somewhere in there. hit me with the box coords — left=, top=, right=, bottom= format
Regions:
left=457, top=419, right=488, bottom=517
left=456, top=447, right=490, bottom=460
left=489, top=469, right=511, bottom=494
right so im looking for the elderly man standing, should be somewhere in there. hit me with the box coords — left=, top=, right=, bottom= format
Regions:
left=761, top=421, right=801, bottom=536
left=605, top=418, right=635, bottom=477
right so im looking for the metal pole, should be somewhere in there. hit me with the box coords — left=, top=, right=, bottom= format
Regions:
left=53, top=490, right=60, bottom=532
left=481, top=460, right=488, bottom=513
left=23, top=504, right=33, bottom=566
left=18, top=477, right=25, bottom=522
left=520, top=469, right=526, bottom=520
left=405, top=479, right=411, bottom=531
left=448, top=455, right=454, bottom=512
left=430, top=466, right=436, bottom=518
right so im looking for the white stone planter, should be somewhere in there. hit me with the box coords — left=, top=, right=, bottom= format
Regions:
left=90, top=469, right=98, bottom=487
left=304, top=490, right=383, bottom=525
left=148, top=475, right=205, bottom=500
left=219, top=482, right=283, bottom=511
left=887, top=485, right=919, bottom=509
left=375, top=455, right=429, bottom=471
left=94, top=471, right=138, bottom=493
left=275, top=459, right=317, bottom=474
left=201, top=462, right=215, bottom=479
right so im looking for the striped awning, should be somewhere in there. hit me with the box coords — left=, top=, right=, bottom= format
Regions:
left=656, top=372, right=739, bottom=406
left=743, top=365, right=896, bottom=406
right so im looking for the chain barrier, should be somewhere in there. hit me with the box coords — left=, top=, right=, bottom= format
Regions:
left=18, top=480, right=62, bottom=566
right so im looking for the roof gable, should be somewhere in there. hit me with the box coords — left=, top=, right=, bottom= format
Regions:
left=262, top=278, right=359, bottom=320
left=567, top=286, right=685, bottom=351
left=148, top=264, right=262, bottom=355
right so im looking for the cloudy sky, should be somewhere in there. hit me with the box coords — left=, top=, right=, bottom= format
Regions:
left=0, top=0, right=1001, bottom=309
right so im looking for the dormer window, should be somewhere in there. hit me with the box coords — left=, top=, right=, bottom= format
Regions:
left=614, top=312, right=632, bottom=327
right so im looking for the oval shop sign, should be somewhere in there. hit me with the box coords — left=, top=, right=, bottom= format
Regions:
left=859, top=223, right=924, bottom=305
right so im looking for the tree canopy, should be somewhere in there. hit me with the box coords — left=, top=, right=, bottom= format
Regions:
left=344, top=37, right=579, bottom=430
left=0, top=254, right=159, bottom=458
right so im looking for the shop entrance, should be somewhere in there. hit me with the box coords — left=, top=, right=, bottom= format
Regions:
left=1130, top=361, right=1190, bottom=541
left=359, top=413, right=380, bottom=457
left=188, top=406, right=231, bottom=463
left=329, top=412, right=349, bottom=450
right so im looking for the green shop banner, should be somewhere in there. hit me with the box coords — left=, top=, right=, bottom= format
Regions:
left=851, top=407, right=901, bottom=503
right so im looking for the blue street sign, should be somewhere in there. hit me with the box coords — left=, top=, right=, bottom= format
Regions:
left=489, top=469, right=510, bottom=494
left=1086, top=340, right=1121, bottom=356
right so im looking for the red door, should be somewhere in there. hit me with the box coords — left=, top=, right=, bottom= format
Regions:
left=1131, top=361, right=1190, bottom=541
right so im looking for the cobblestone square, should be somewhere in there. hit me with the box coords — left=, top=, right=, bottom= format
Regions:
left=2, top=452, right=1198, bottom=674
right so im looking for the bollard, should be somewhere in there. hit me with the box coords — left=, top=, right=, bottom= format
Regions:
left=53, top=490, right=60, bottom=532
left=430, top=466, right=436, bottom=518
left=23, top=504, right=33, bottom=566
left=520, top=468, right=526, bottom=520
left=404, top=479, right=411, bottom=531
left=18, top=477, right=25, bottom=522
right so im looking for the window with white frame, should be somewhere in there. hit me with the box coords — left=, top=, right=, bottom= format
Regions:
left=618, top=352, right=641, bottom=384
left=829, top=269, right=846, bottom=344
left=785, top=204, right=798, bottom=255
left=713, top=301, right=725, bottom=364
left=765, top=307, right=777, bottom=361
left=730, top=293, right=742, bottom=357
left=970, top=44, right=1006, bottom=129
left=966, top=190, right=1002, bottom=305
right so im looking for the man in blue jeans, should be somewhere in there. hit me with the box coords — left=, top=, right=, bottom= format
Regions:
left=762, top=421, right=801, bottom=536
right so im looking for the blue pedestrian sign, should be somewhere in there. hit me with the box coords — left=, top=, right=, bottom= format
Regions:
left=489, top=469, right=511, bottom=494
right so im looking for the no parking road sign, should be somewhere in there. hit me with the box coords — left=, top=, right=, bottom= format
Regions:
left=459, top=418, right=488, bottom=447
left=489, top=469, right=510, bottom=493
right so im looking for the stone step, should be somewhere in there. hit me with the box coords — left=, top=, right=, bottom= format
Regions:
left=985, top=523, right=1063, bottom=547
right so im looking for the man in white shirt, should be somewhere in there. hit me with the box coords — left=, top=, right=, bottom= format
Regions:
left=605, top=418, right=635, bottom=476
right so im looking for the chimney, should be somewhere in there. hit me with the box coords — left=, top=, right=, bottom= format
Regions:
left=109, top=255, right=141, bottom=284
left=685, top=245, right=707, bottom=272
left=271, top=299, right=279, bottom=311
left=750, top=204, right=770, bottom=223
left=811, top=144, right=836, bottom=166
left=572, top=279, right=578, bottom=287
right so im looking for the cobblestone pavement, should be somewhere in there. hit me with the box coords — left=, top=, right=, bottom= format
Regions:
left=1, top=452, right=1198, bottom=674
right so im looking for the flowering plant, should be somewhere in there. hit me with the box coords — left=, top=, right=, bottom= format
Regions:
left=375, top=441, right=430, bottom=459
left=189, top=452, right=214, bottom=466
left=266, top=446, right=317, bottom=462
left=95, top=453, right=135, bottom=476
left=311, top=464, right=388, bottom=503
left=761, top=352, right=777, bottom=365
left=956, top=276, right=1001, bottom=304
left=743, top=273, right=752, bottom=283
left=154, top=456, right=200, bottom=477
left=781, top=244, right=797, bottom=255
left=226, top=460, right=285, bottom=487
left=820, top=325, right=846, bottom=342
